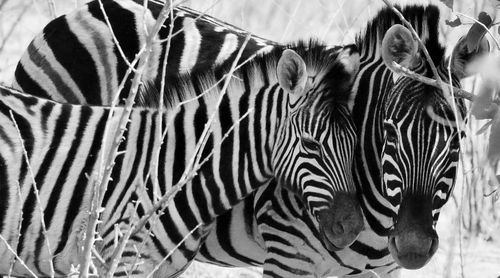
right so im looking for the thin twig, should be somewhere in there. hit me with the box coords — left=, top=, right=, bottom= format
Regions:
left=8, top=181, right=25, bottom=277
left=92, top=1, right=182, bottom=276
left=10, top=111, right=55, bottom=278
left=152, top=0, right=175, bottom=203
left=130, top=34, right=253, bottom=237
left=127, top=0, right=176, bottom=272
left=91, top=247, right=108, bottom=271
left=0, top=234, right=38, bottom=278
left=280, top=0, right=302, bottom=42
left=0, top=0, right=11, bottom=11
left=391, top=62, right=476, bottom=101
left=145, top=223, right=202, bottom=278
left=160, top=0, right=223, bottom=42
left=46, top=0, right=56, bottom=19
left=97, top=0, right=136, bottom=70
left=105, top=215, right=136, bottom=277
left=381, top=0, right=451, bottom=105
left=196, top=109, right=254, bottom=169
left=0, top=2, right=30, bottom=54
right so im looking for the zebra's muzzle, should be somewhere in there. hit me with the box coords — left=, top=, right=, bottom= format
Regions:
left=388, top=195, right=439, bottom=269
left=316, top=193, right=364, bottom=251
left=388, top=232, right=439, bottom=269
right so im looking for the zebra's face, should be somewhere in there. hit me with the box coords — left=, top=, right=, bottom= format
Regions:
left=273, top=47, right=364, bottom=250
left=381, top=86, right=462, bottom=268
left=380, top=24, right=483, bottom=269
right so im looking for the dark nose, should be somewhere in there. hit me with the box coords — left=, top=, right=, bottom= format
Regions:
left=388, top=195, right=439, bottom=269
left=389, top=229, right=439, bottom=269
left=317, top=193, right=364, bottom=250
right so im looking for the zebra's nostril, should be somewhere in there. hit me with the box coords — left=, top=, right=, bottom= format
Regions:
left=331, top=222, right=345, bottom=235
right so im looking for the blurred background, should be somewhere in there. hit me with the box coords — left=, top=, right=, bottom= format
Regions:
left=0, top=0, right=499, bottom=277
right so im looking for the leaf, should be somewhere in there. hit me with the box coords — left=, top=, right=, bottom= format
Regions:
left=445, top=17, right=462, bottom=27
left=487, top=115, right=500, bottom=163
left=476, top=120, right=494, bottom=135
left=471, top=80, right=499, bottom=120
left=439, top=0, right=454, bottom=10
left=466, top=11, right=493, bottom=52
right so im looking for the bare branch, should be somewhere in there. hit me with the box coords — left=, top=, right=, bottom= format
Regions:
left=391, top=62, right=476, bottom=101
left=10, top=110, right=55, bottom=278
left=381, top=0, right=454, bottom=110
left=0, top=234, right=38, bottom=278
left=145, top=223, right=202, bottom=278
left=0, top=0, right=11, bottom=11
left=81, top=1, right=188, bottom=275
left=161, top=0, right=223, bottom=42
left=130, top=34, right=253, bottom=237
left=0, top=3, right=30, bottom=54
left=97, top=0, right=137, bottom=70
left=46, top=0, right=56, bottom=19
left=8, top=182, right=25, bottom=277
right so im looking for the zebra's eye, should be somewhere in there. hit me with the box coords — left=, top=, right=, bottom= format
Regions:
left=449, top=137, right=460, bottom=149
left=302, top=136, right=322, bottom=154
left=384, top=123, right=398, bottom=143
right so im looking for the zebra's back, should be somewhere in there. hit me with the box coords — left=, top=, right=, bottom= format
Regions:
left=13, top=0, right=277, bottom=106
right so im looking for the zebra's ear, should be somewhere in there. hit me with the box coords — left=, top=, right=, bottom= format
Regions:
left=277, top=49, right=308, bottom=104
left=450, top=36, right=489, bottom=79
left=381, top=24, right=420, bottom=70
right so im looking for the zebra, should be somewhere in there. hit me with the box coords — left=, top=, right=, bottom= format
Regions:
left=13, top=0, right=277, bottom=105
left=12, top=0, right=366, bottom=273
left=4, top=38, right=362, bottom=276
left=191, top=3, right=489, bottom=277
left=12, top=0, right=482, bottom=276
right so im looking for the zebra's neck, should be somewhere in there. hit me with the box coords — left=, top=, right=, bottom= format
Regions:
left=0, top=82, right=285, bottom=267
left=101, top=55, right=293, bottom=224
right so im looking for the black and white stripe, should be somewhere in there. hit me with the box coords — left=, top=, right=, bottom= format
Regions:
left=13, top=0, right=276, bottom=106
left=4, top=37, right=360, bottom=276
left=195, top=3, right=483, bottom=277
left=12, top=1, right=367, bottom=276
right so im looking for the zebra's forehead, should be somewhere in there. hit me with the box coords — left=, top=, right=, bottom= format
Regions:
left=387, top=79, right=459, bottom=111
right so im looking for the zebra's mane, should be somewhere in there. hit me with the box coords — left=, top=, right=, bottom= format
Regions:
left=139, top=39, right=355, bottom=110
left=355, top=4, right=446, bottom=65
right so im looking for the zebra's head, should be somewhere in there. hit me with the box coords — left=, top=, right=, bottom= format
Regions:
left=272, top=44, right=364, bottom=250
left=379, top=24, right=487, bottom=269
